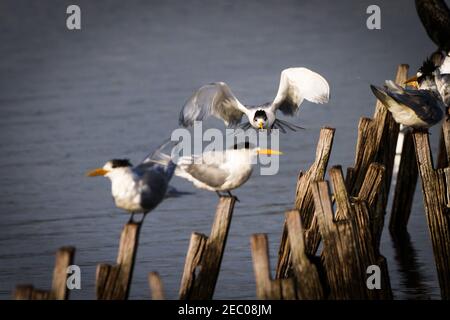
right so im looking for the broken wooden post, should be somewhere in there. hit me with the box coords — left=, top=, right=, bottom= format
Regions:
left=149, top=272, right=165, bottom=300
left=313, top=166, right=388, bottom=300
left=437, top=108, right=450, bottom=168
left=179, top=232, right=207, bottom=299
left=51, top=246, right=76, bottom=300
left=250, top=234, right=297, bottom=300
left=96, top=222, right=141, bottom=300
left=389, top=130, right=418, bottom=232
left=413, top=131, right=450, bottom=299
left=179, top=197, right=236, bottom=300
left=347, top=65, right=408, bottom=236
left=13, top=246, right=75, bottom=300
left=276, top=127, right=335, bottom=279
left=285, top=210, right=323, bottom=299
left=356, top=163, right=393, bottom=299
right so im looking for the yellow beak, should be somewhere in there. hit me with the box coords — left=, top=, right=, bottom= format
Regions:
left=258, top=122, right=264, bottom=129
left=404, top=75, right=419, bottom=89
left=86, top=168, right=109, bottom=177
left=257, top=149, right=283, bottom=155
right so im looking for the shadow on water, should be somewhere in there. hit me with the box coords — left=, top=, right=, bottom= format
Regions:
left=390, top=230, right=432, bottom=299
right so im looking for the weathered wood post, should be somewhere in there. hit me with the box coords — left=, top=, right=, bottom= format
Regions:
left=96, top=222, right=141, bottom=300
left=276, top=127, right=335, bottom=278
left=250, top=234, right=297, bottom=300
left=179, top=197, right=236, bottom=300
left=285, top=210, right=324, bottom=299
left=413, top=131, right=450, bottom=299
left=389, top=130, right=418, bottom=232
left=14, top=246, right=75, bottom=300
left=347, top=64, right=408, bottom=246
left=313, top=165, right=392, bottom=300
left=149, top=272, right=165, bottom=300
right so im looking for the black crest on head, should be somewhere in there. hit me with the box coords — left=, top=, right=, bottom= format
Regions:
left=419, top=58, right=438, bottom=79
left=233, top=141, right=252, bottom=150
left=110, top=159, right=133, bottom=168
left=253, top=110, right=267, bottom=121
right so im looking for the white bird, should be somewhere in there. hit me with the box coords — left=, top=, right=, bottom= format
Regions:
left=405, top=52, right=450, bottom=107
left=153, top=142, right=282, bottom=199
left=179, top=68, right=330, bottom=132
left=371, top=80, right=445, bottom=129
left=87, top=142, right=177, bottom=223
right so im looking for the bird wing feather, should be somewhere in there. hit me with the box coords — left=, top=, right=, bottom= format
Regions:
left=179, top=82, right=249, bottom=127
left=176, top=151, right=228, bottom=188
left=270, top=67, right=330, bottom=116
left=389, top=87, right=445, bottom=122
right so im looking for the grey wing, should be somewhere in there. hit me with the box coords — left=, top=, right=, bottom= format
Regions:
left=135, top=167, right=170, bottom=211
left=390, top=89, right=445, bottom=123
left=270, top=68, right=330, bottom=116
left=184, top=162, right=228, bottom=188
left=179, top=82, right=249, bottom=127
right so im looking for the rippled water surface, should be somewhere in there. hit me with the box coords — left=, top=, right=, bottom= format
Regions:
left=0, top=0, right=444, bottom=299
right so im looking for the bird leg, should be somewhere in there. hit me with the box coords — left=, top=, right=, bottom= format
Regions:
left=216, top=191, right=223, bottom=197
left=227, top=190, right=240, bottom=202
left=273, top=119, right=305, bottom=132
left=128, top=213, right=136, bottom=224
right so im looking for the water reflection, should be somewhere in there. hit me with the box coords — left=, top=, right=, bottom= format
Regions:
left=391, top=230, right=431, bottom=299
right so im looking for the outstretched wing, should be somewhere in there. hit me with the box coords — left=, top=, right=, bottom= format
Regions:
left=270, top=68, right=330, bottom=116
left=179, top=82, right=249, bottom=127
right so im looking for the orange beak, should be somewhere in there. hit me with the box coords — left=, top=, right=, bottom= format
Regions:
left=86, top=168, right=109, bottom=177
left=257, top=149, right=283, bottom=155
left=404, top=75, right=419, bottom=89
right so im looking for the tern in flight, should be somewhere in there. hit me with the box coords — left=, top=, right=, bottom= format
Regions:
left=87, top=141, right=177, bottom=223
left=179, top=68, right=330, bottom=132
left=152, top=142, right=282, bottom=199
left=371, top=80, right=445, bottom=129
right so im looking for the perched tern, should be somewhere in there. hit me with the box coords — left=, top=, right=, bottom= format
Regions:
left=405, top=52, right=450, bottom=106
left=370, top=81, right=445, bottom=129
left=87, top=142, right=176, bottom=223
left=415, top=0, right=450, bottom=52
left=179, top=68, right=330, bottom=132
left=153, top=142, right=282, bottom=199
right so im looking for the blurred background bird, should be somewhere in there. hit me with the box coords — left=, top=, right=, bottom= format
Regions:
left=179, top=67, right=330, bottom=133
left=87, top=141, right=177, bottom=223
left=371, top=81, right=445, bottom=129
left=152, top=142, right=282, bottom=200
left=405, top=52, right=450, bottom=107
left=415, top=0, right=450, bottom=53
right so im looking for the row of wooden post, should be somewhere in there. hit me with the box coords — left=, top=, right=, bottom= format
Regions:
left=13, top=64, right=450, bottom=300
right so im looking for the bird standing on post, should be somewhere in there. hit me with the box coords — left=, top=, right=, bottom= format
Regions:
left=370, top=81, right=445, bottom=129
left=179, top=68, right=330, bottom=132
left=405, top=52, right=450, bottom=107
left=86, top=141, right=177, bottom=223
left=151, top=142, right=282, bottom=200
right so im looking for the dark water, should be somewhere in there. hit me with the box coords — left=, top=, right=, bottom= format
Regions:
left=0, top=0, right=444, bottom=299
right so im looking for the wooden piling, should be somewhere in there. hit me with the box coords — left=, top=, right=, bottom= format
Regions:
left=250, top=234, right=297, bottom=300
left=179, top=197, right=236, bottom=300
left=13, top=246, right=75, bottom=300
left=276, top=127, right=335, bottom=278
left=389, top=130, right=418, bottom=232
left=96, top=222, right=141, bottom=300
left=412, top=131, right=450, bottom=299
left=285, top=210, right=324, bottom=299
left=437, top=108, right=450, bottom=169
left=313, top=164, right=392, bottom=300
left=149, top=272, right=165, bottom=300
